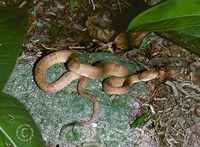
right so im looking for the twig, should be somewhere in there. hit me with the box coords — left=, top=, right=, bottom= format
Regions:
left=116, top=0, right=122, bottom=13
left=89, top=0, right=95, bottom=10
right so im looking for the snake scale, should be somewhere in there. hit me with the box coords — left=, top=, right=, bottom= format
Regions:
left=34, top=50, right=158, bottom=132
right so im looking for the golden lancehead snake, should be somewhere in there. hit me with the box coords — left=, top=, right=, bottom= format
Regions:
left=34, top=50, right=158, bottom=131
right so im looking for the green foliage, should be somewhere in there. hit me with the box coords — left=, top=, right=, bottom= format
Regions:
left=127, top=0, right=200, bottom=32
left=0, top=8, right=44, bottom=146
left=158, top=26, right=200, bottom=55
left=0, top=93, right=45, bottom=146
left=127, top=0, right=200, bottom=55
left=0, top=8, right=28, bottom=91
left=130, top=112, right=149, bottom=128
left=69, top=0, right=78, bottom=8
left=49, top=25, right=62, bottom=38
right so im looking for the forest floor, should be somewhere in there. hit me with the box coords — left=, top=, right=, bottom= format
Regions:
left=2, top=0, right=200, bottom=146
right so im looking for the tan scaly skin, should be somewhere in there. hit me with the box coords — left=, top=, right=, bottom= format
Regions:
left=34, top=50, right=158, bottom=134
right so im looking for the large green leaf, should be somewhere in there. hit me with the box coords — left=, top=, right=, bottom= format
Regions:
left=157, top=26, right=200, bottom=55
left=0, top=8, right=45, bottom=146
left=127, top=0, right=200, bottom=32
left=0, top=93, right=45, bottom=147
left=0, top=8, right=28, bottom=91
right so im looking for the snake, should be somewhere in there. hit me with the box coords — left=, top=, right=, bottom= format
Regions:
left=34, top=50, right=158, bottom=132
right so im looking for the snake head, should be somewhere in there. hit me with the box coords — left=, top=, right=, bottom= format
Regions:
left=139, top=70, right=158, bottom=82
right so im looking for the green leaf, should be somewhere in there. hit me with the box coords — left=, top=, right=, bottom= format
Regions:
left=0, top=8, right=45, bottom=146
left=127, top=0, right=200, bottom=32
left=0, top=93, right=45, bottom=147
left=49, top=25, right=62, bottom=38
left=69, top=0, right=78, bottom=8
left=130, top=112, right=149, bottom=128
left=0, top=8, right=28, bottom=91
left=157, top=26, right=200, bottom=55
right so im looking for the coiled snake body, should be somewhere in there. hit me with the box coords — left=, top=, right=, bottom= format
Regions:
left=34, top=50, right=158, bottom=132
